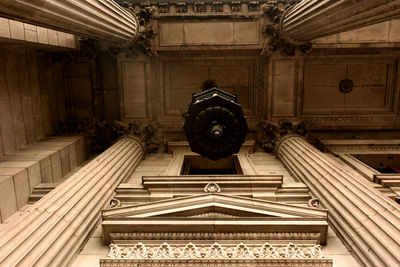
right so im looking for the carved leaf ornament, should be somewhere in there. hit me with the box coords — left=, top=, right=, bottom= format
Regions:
left=108, top=242, right=326, bottom=260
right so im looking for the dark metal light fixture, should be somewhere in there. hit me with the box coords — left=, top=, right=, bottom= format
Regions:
left=183, top=87, right=248, bottom=161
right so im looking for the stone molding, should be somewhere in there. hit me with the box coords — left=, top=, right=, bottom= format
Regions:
left=102, top=193, right=328, bottom=244
left=318, top=139, right=400, bottom=154
left=100, top=258, right=332, bottom=267
left=110, top=232, right=321, bottom=241
left=373, top=174, right=400, bottom=200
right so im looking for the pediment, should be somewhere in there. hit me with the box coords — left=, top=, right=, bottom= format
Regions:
left=102, top=193, right=327, bottom=219
left=102, top=194, right=328, bottom=244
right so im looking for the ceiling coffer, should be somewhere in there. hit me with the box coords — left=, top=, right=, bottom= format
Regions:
left=183, top=87, right=248, bottom=161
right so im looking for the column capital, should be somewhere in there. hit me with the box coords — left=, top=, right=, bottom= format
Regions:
left=259, top=120, right=309, bottom=154
left=114, top=120, right=162, bottom=153
left=261, top=0, right=312, bottom=56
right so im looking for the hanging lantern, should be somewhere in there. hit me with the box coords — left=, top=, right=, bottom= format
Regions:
left=183, top=87, right=248, bottom=161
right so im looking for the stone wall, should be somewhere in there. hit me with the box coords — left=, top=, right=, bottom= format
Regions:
left=0, top=45, right=72, bottom=154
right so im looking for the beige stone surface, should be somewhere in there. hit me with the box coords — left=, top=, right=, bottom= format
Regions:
left=159, top=21, right=259, bottom=46
left=0, top=175, right=17, bottom=222
left=0, top=136, right=85, bottom=220
left=2, top=2, right=400, bottom=267
left=0, top=18, right=77, bottom=48
left=0, top=137, right=144, bottom=266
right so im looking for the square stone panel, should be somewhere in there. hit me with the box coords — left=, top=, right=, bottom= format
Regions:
left=302, top=58, right=395, bottom=115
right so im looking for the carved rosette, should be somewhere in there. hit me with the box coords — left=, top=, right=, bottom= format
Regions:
left=261, top=0, right=311, bottom=56
left=259, top=120, right=309, bottom=154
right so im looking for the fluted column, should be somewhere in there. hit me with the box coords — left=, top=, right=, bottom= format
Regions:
left=0, top=0, right=139, bottom=45
left=276, top=135, right=400, bottom=267
left=282, top=0, right=400, bottom=43
left=0, top=136, right=144, bottom=267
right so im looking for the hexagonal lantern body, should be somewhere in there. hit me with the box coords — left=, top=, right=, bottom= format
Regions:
left=183, top=87, right=248, bottom=161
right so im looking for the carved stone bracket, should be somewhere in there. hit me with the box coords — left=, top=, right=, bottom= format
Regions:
left=259, top=120, right=309, bottom=154
left=261, top=0, right=311, bottom=56
left=114, top=120, right=162, bottom=153
left=212, top=1, right=224, bottom=12
left=231, top=1, right=242, bottom=12
left=194, top=2, right=206, bottom=12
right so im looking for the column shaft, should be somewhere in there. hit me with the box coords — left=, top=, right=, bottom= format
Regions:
left=0, top=0, right=139, bottom=45
left=0, top=136, right=144, bottom=267
left=277, top=136, right=400, bottom=267
left=282, top=0, right=400, bottom=42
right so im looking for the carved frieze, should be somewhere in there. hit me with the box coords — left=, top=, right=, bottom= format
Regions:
left=106, top=242, right=327, bottom=260
left=117, top=0, right=264, bottom=15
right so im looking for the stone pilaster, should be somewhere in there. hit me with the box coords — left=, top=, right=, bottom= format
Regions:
left=0, top=136, right=144, bottom=267
left=0, top=0, right=139, bottom=45
left=276, top=135, right=400, bottom=267
left=282, top=0, right=400, bottom=43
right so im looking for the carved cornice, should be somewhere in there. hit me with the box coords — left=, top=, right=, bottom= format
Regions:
left=259, top=120, right=309, bottom=154
left=261, top=0, right=311, bottom=56
left=110, top=232, right=321, bottom=241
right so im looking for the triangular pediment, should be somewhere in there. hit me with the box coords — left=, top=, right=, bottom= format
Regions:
left=102, top=193, right=327, bottom=219
left=102, top=193, right=328, bottom=245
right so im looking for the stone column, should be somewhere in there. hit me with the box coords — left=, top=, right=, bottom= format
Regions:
left=0, top=0, right=139, bottom=45
left=276, top=135, right=400, bottom=267
left=0, top=136, right=144, bottom=267
left=281, top=0, right=400, bottom=43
